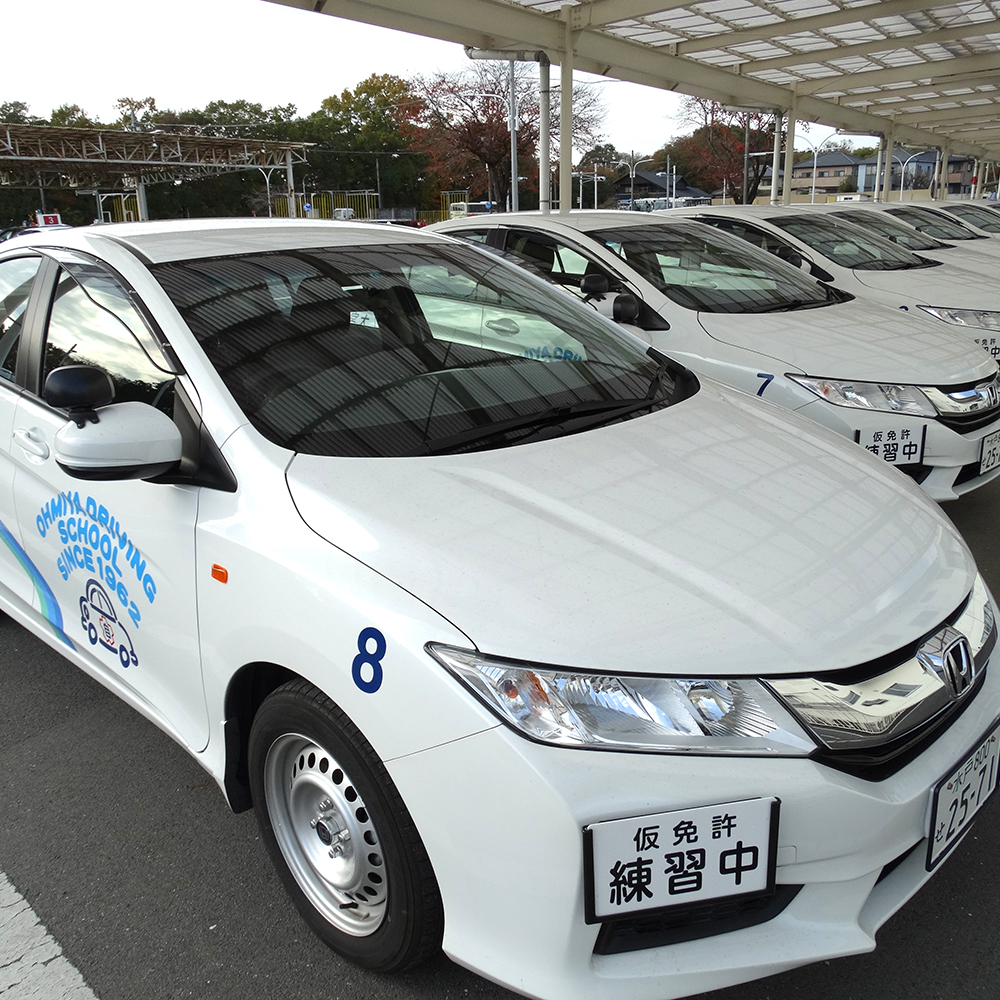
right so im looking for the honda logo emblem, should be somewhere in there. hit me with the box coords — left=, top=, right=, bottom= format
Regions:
left=917, top=626, right=976, bottom=697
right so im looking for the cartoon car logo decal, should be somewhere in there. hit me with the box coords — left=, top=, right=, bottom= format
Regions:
left=80, top=578, right=138, bottom=668
left=0, top=518, right=75, bottom=650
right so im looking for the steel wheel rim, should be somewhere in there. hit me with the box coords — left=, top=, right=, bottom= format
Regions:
left=263, top=733, right=387, bottom=936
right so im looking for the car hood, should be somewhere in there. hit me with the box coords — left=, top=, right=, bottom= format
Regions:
left=853, top=260, right=1000, bottom=308
left=697, top=297, right=995, bottom=384
left=286, top=384, right=974, bottom=678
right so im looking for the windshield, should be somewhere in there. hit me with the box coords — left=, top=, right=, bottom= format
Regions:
left=589, top=223, right=836, bottom=313
left=940, top=204, right=1000, bottom=234
left=152, top=243, right=689, bottom=458
left=765, top=214, right=934, bottom=270
left=829, top=210, right=947, bottom=251
left=885, top=205, right=982, bottom=241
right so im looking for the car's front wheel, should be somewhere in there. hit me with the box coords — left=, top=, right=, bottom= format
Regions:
left=248, top=679, right=443, bottom=972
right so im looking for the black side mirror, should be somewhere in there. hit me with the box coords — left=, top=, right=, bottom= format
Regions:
left=580, top=273, right=610, bottom=300
left=775, top=244, right=803, bottom=268
left=613, top=292, right=640, bottom=324
left=44, top=366, right=114, bottom=427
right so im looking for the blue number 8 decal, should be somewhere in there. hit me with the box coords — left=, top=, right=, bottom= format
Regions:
left=352, top=627, right=386, bottom=693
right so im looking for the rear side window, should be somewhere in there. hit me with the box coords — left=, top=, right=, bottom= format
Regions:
left=0, top=255, right=41, bottom=382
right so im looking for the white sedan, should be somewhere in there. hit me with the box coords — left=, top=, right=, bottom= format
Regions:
left=432, top=211, right=1000, bottom=501
left=1, top=219, right=998, bottom=1000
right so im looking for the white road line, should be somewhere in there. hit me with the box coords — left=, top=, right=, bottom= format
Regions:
left=0, top=871, right=98, bottom=999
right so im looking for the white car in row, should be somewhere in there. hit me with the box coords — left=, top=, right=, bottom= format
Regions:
left=1, top=219, right=999, bottom=1000
left=432, top=211, right=1000, bottom=501
left=664, top=205, right=1000, bottom=336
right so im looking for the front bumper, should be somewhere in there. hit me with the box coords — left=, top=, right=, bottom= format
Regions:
left=386, top=643, right=1000, bottom=1000
left=794, top=399, right=1000, bottom=501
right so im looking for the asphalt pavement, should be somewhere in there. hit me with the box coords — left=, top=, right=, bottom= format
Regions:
left=2, top=479, right=1000, bottom=1000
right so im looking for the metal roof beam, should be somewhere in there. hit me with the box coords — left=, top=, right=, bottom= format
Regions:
left=263, top=0, right=1000, bottom=157
left=888, top=102, right=1000, bottom=124
left=841, top=71, right=1000, bottom=104
left=583, top=0, right=693, bottom=28
left=742, top=18, right=1000, bottom=75
left=799, top=52, right=1000, bottom=95
left=677, top=0, right=931, bottom=56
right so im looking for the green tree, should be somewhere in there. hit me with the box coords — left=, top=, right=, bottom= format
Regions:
left=305, top=74, right=429, bottom=210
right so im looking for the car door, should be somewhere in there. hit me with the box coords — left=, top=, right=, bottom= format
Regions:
left=8, top=252, right=209, bottom=749
left=0, top=253, right=44, bottom=608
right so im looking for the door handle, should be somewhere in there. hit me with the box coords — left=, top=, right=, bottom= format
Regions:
left=13, top=427, right=50, bottom=460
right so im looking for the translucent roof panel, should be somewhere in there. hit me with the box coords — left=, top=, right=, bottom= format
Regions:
left=265, top=0, right=1000, bottom=156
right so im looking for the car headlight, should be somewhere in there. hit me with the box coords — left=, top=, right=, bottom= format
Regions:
left=788, top=375, right=936, bottom=416
left=426, top=644, right=814, bottom=755
left=918, top=306, right=1000, bottom=332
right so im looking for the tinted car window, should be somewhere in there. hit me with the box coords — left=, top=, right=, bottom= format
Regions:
left=765, top=214, right=935, bottom=270
left=941, top=204, right=1000, bottom=234
left=886, top=206, right=980, bottom=241
left=0, top=255, right=41, bottom=382
left=43, top=262, right=177, bottom=414
left=153, top=243, right=687, bottom=459
left=830, top=211, right=946, bottom=251
left=589, top=223, right=835, bottom=313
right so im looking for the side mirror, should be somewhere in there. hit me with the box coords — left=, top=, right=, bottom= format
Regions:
left=44, top=365, right=114, bottom=427
left=580, top=273, right=610, bottom=300
left=54, top=401, right=182, bottom=481
left=775, top=244, right=804, bottom=269
left=613, top=292, right=641, bottom=324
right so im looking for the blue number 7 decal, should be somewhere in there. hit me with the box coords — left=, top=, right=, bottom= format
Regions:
left=756, top=373, right=775, bottom=396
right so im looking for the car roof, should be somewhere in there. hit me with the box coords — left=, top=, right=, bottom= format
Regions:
left=431, top=210, right=721, bottom=237
left=3, top=218, right=453, bottom=264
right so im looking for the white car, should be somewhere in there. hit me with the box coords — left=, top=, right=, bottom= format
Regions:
left=805, top=202, right=1000, bottom=281
left=1, top=219, right=999, bottom=1000
left=664, top=204, right=1000, bottom=343
left=933, top=200, right=1000, bottom=236
left=826, top=200, right=1000, bottom=266
left=432, top=211, right=1000, bottom=501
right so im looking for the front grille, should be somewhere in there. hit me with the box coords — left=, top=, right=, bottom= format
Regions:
left=593, top=885, right=802, bottom=955
left=938, top=410, right=1000, bottom=433
left=768, top=591, right=996, bottom=781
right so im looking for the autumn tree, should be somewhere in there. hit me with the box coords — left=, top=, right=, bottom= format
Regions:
left=410, top=62, right=605, bottom=209
left=660, top=98, right=781, bottom=203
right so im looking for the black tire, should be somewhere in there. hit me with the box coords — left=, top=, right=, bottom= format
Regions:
left=248, top=679, right=443, bottom=972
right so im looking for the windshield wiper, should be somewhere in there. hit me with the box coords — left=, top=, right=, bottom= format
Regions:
left=425, top=396, right=665, bottom=456
left=753, top=297, right=828, bottom=313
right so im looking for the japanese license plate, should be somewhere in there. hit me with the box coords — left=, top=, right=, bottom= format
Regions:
left=926, top=722, right=1000, bottom=870
left=980, top=430, right=1000, bottom=476
left=583, top=798, right=779, bottom=923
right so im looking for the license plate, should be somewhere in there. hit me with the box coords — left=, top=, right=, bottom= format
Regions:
left=583, top=798, right=778, bottom=923
left=980, top=430, right=1000, bottom=476
left=927, top=723, right=1000, bottom=870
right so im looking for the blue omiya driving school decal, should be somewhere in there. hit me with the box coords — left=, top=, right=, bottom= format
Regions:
left=352, top=627, right=386, bottom=693
left=0, top=518, right=75, bottom=650
left=34, top=490, right=158, bottom=631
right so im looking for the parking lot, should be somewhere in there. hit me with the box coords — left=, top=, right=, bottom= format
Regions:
left=0, top=476, right=997, bottom=1000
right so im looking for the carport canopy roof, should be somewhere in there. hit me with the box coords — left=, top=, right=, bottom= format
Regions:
left=267, top=0, right=1000, bottom=158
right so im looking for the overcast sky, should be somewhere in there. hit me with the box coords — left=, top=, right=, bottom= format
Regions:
left=4, top=0, right=690, bottom=153
left=4, top=0, right=844, bottom=154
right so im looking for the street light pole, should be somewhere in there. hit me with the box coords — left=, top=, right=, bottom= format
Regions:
left=617, top=152, right=654, bottom=209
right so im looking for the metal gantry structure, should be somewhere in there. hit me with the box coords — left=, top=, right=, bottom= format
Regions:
left=0, top=124, right=311, bottom=219
left=268, top=0, right=1000, bottom=207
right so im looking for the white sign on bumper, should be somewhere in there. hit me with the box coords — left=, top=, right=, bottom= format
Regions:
left=584, top=798, right=779, bottom=923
